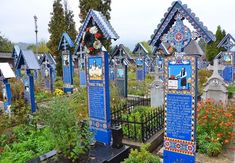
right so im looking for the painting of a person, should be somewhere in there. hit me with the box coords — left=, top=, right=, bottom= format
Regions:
left=176, top=67, right=187, bottom=89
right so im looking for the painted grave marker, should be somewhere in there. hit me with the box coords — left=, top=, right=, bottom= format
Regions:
left=12, top=45, right=21, bottom=78
left=39, top=54, right=56, bottom=92
left=15, top=50, right=40, bottom=112
left=133, top=43, right=149, bottom=81
left=75, top=45, right=86, bottom=87
left=149, top=1, right=215, bottom=162
left=75, top=9, right=119, bottom=144
left=0, top=63, right=15, bottom=112
left=216, top=34, right=235, bottom=83
left=111, top=44, right=130, bottom=97
left=58, top=32, right=75, bottom=94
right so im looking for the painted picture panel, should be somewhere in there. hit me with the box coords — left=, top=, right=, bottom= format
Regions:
left=88, top=57, right=103, bottom=81
left=168, top=60, right=192, bottom=90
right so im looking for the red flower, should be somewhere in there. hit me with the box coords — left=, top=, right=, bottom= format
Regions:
left=88, top=47, right=95, bottom=52
left=95, top=33, right=102, bottom=39
left=86, top=27, right=91, bottom=32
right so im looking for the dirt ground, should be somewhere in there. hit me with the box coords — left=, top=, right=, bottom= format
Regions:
left=196, top=144, right=234, bottom=163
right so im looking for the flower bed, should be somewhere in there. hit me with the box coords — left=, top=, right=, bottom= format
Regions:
left=197, top=99, right=235, bottom=156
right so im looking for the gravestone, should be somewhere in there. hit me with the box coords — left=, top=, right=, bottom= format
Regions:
left=75, top=9, right=119, bottom=144
left=39, top=54, right=56, bottom=92
left=150, top=68, right=164, bottom=107
left=111, top=44, right=130, bottom=97
left=149, top=1, right=215, bottom=162
left=15, top=50, right=40, bottom=112
left=109, top=59, right=116, bottom=81
left=202, top=59, right=228, bottom=104
left=216, top=33, right=235, bottom=83
left=12, top=45, right=21, bottom=78
left=0, top=63, right=15, bottom=112
left=58, top=32, right=75, bottom=94
left=133, top=43, right=149, bottom=80
left=75, top=45, right=86, bottom=87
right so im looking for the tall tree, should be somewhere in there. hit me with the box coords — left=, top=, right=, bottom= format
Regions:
left=48, top=0, right=66, bottom=76
left=27, top=40, right=50, bottom=53
left=79, top=0, right=111, bottom=24
left=0, top=32, right=13, bottom=52
left=64, top=0, right=77, bottom=41
left=205, top=26, right=226, bottom=62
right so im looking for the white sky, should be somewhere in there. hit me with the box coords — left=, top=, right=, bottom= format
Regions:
left=0, top=0, right=234, bottom=49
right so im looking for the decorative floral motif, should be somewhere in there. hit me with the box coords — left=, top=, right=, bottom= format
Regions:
left=82, top=25, right=104, bottom=55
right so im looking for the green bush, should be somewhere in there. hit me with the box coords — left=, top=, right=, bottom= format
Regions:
left=0, top=125, right=55, bottom=163
left=123, top=144, right=160, bottom=163
left=227, top=84, right=235, bottom=98
left=121, top=106, right=159, bottom=141
left=198, top=70, right=212, bottom=95
left=39, top=97, right=92, bottom=161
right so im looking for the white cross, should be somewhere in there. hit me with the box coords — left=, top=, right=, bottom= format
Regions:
left=207, top=59, right=225, bottom=76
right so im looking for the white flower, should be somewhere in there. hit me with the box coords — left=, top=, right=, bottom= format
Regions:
left=89, top=26, right=98, bottom=34
left=84, top=46, right=90, bottom=53
left=93, top=40, right=102, bottom=49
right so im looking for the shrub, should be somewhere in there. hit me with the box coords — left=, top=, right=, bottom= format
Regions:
left=0, top=125, right=55, bottom=163
left=198, top=70, right=212, bottom=95
left=39, top=97, right=92, bottom=161
left=121, top=106, right=158, bottom=141
left=54, top=88, right=64, bottom=96
left=197, top=99, right=235, bottom=156
left=123, top=144, right=160, bottom=163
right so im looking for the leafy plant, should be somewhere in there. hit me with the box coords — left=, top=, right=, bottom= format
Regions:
left=123, top=144, right=160, bottom=163
left=197, top=99, right=235, bottom=156
left=0, top=125, right=55, bottom=163
left=39, top=97, right=92, bottom=161
left=198, top=69, right=212, bottom=95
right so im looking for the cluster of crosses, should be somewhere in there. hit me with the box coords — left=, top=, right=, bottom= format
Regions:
left=1, top=1, right=234, bottom=162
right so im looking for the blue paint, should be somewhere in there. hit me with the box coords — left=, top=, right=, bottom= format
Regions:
left=62, top=51, right=73, bottom=93
left=87, top=52, right=111, bottom=145
left=27, top=70, right=36, bottom=113
left=166, top=94, right=192, bottom=141
left=136, top=69, right=144, bottom=81
left=80, top=71, right=86, bottom=87
left=23, top=76, right=30, bottom=103
left=223, top=66, right=233, bottom=83
left=164, top=150, right=195, bottom=163
left=15, top=69, right=21, bottom=79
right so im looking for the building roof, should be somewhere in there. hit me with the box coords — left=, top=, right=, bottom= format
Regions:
left=58, top=32, right=75, bottom=51
left=0, top=63, right=15, bottom=79
left=12, top=45, right=21, bottom=58
left=75, top=9, right=119, bottom=46
left=16, top=50, right=40, bottom=70
left=0, top=52, right=12, bottom=59
left=133, top=42, right=148, bottom=55
left=149, top=1, right=215, bottom=48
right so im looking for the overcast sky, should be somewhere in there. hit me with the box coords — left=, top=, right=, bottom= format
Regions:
left=0, top=0, right=234, bottom=49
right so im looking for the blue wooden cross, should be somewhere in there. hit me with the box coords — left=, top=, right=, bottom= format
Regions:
left=76, top=45, right=86, bottom=87
left=58, top=32, right=75, bottom=94
left=149, top=1, right=215, bottom=162
left=15, top=50, right=40, bottom=113
left=75, top=9, right=119, bottom=145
